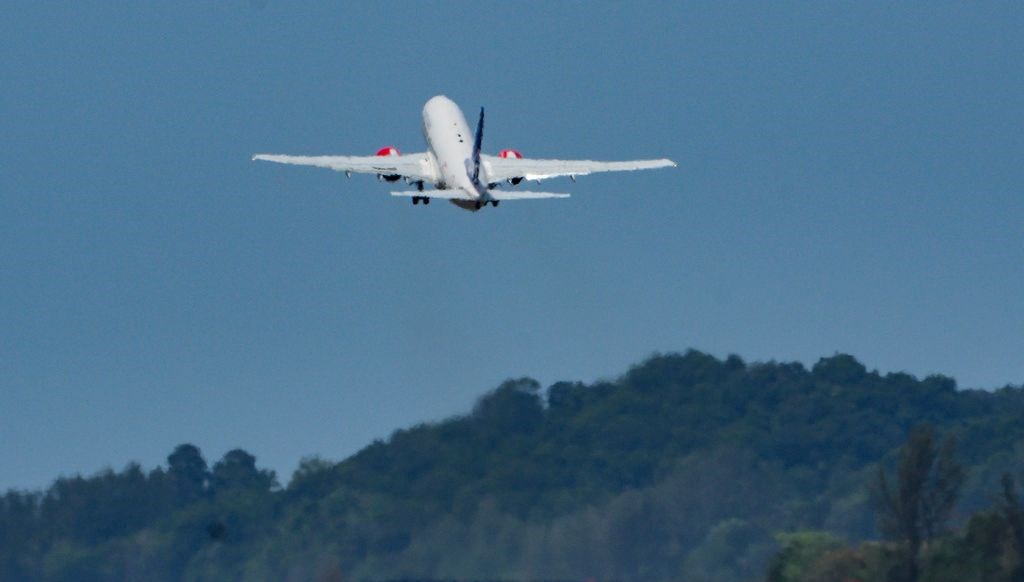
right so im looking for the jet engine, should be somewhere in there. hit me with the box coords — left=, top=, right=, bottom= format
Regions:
left=376, top=146, right=402, bottom=182
left=499, top=149, right=524, bottom=185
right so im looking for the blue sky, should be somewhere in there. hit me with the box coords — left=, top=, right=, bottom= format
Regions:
left=2, top=2, right=1022, bottom=490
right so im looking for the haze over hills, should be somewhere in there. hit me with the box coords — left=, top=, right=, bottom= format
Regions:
left=3, top=350, right=1023, bottom=581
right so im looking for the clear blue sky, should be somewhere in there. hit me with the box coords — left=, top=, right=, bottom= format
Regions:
left=2, top=2, right=1022, bottom=491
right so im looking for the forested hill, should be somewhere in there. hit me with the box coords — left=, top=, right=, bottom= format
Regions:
left=3, top=351, right=1024, bottom=581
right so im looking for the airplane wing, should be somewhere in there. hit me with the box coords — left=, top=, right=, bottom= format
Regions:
left=482, top=155, right=676, bottom=183
left=253, top=153, right=436, bottom=183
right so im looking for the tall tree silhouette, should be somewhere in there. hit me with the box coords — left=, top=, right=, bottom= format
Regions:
left=874, top=424, right=965, bottom=582
left=1000, top=474, right=1024, bottom=582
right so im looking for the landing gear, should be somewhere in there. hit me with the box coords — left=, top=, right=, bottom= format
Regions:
left=492, top=200, right=500, bottom=207
left=474, top=201, right=482, bottom=210
left=412, top=196, right=431, bottom=205
left=412, top=197, right=419, bottom=205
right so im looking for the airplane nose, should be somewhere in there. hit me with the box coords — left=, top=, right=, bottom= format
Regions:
left=425, top=95, right=452, bottom=109
left=423, top=95, right=453, bottom=117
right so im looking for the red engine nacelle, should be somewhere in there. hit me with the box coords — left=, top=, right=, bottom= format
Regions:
left=499, top=149, right=524, bottom=185
left=376, top=146, right=401, bottom=182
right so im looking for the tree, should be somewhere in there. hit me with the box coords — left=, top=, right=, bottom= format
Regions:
left=873, top=425, right=965, bottom=582
left=471, top=377, right=543, bottom=436
left=1000, top=473, right=1024, bottom=582
left=0, top=491, right=40, bottom=580
left=210, top=449, right=277, bottom=494
left=166, top=444, right=209, bottom=505
left=811, top=354, right=868, bottom=385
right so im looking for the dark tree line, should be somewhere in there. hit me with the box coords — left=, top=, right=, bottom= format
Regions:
left=2, top=351, right=1024, bottom=581
left=0, top=445, right=277, bottom=581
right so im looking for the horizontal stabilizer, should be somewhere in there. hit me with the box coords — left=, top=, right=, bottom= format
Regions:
left=391, top=189, right=570, bottom=201
left=390, top=189, right=475, bottom=200
left=489, top=191, right=570, bottom=200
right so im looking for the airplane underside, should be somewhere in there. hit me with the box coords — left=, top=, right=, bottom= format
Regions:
left=410, top=194, right=499, bottom=212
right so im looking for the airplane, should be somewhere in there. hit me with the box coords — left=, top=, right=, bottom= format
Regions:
left=253, top=95, right=676, bottom=212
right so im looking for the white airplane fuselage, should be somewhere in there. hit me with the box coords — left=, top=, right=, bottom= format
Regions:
left=420, top=95, right=491, bottom=210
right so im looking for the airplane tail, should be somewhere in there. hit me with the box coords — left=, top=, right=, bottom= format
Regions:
left=471, top=107, right=484, bottom=182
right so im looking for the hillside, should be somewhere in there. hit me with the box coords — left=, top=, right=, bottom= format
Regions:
left=3, top=351, right=1023, bottom=581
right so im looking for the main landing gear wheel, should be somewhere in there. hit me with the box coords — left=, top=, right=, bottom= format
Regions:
left=474, top=201, right=482, bottom=210
left=423, top=197, right=430, bottom=205
left=491, top=200, right=500, bottom=207
left=412, top=197, right=420, bottom=205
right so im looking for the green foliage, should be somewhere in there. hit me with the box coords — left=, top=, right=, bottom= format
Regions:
left=2, top=351, right=1024, bottom=581
left=766, top=531, right=844, bottom=582
left=812, top=354, right=868, bottom=385
left=924, top=511, right=1010, bottom=582
left=210, top=449, right=278, bottom=496
left=772, top=514, right=1018, bottom=582
left=167, top=444, right=208, bottom=506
